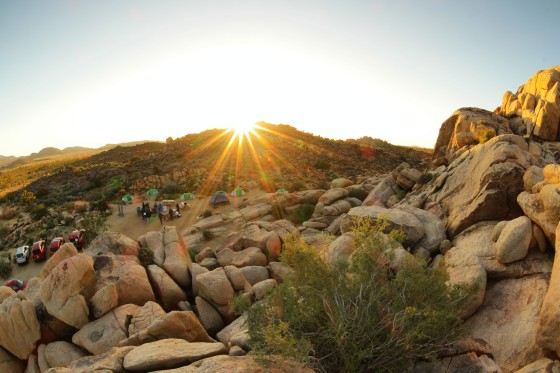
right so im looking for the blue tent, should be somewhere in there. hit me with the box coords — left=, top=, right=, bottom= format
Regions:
left=209, top=191, right=230, bottom=207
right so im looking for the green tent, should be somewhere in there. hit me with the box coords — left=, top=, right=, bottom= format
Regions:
left=181, top=192, right=195, bottom=200
left=146, top=188, right=159, bottom=196
left=276, top=188, right=288, bottom=193
left=121, top=194, right=133, bottom=203
left=230, top=186, right=245, bottom=197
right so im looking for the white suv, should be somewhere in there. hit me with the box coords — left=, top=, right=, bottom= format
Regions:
left=15, top=245, right=30, bottom=264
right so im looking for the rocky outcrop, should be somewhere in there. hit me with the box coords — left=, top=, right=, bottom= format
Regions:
left=0, top=295, right=41, bottom=359
left=467, top=276, right=548, bottom=372
left=39, top=253, right=97, bottom=328
left=85, top=231, right=139, bottom=256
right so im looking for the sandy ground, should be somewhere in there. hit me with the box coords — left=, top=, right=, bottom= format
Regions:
left=8, top=188, right=266, bottom=283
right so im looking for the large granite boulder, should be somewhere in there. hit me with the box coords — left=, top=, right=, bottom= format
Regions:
left=44, top=341, right=88, bottom=369
left=147, top=264, right=187, bottom=312
left=340, top=205, right=425, bottom=247
left=467, top=276, right=548, bottom=372
left=0, top=346, right=24, bottom=373
left=123, top=339, right=227, bottom=372
left=196, top=268, right=235, bottom=324
left=72, top=304, right=139, bottom=355
left=39, top=253, right=97, bottom=328
left=433, top=135, right=528, bottom=237
left=0, top=295, right=41, bottom=359
left=85, top=231, right=139, bottom=256
left=94, top=255, right=156, bottom=307
left=444, top=247, right=486, bottom=319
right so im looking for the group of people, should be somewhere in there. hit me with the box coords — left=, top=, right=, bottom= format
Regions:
left=136, top=201, right=189, bottom=225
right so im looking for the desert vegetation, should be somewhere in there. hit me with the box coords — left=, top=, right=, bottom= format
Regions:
left=243, top=218, right=471, bottom=372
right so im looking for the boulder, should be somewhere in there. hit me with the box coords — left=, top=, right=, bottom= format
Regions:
left=396, top=204, right=446, bottom=253
left=93, top=255, right=155, bottom=307
left=327, top=233, right=356, bottom=263
left=195, top=296, right=225, bottom=337
left=216, top=247, right=267, bottom=268
left=0, top=286, right=15, bottom=303
left=128, top=301, right=166, bottom=336
left=89, top=283, right=118, bottom=318
left=158, top=354, right=315, bottom=372
left=196, top=268, right=235, bottom=323
left=467, top=275, right=548, bottom=372
left=216, top=314, right=250, bottom=350
left=331, top=178, right=353, bottom=188
left=0, top=346, right=24, bottom=373
left=453, top=222, right=552, bottom=280
left=524, top=166, right=544, bottom=192
left=72, top=304, right=139, bottom=355
left=432, top=133, right=529, bottom=238
left=444, top=247, right=486, bottom=319
left=147, top=265, right=187, bottom=312
left=85, top=231, right=139, bottom=256
left=518, top=184, right=560, bottom=245
left=495, top=216, right=533, bottom=264
left=39, top=243, right=78, bottom=279
left=44, top=341, right=88, bottom=368
left=120, top=310, right=212, bottom=347
left=67, top=346, right=134, bottom=372
left=25, top=353, right=40, bottom=373
left=0, top=295, right=41, bottom=359
left=39, top=253, right=97, bottom=328
left=123, top=339, right=227, bottom=372
left=268, top=261, right=295, bottom=283
left=191, top=263, right=209, bottom=297
left=252, top=279, right=278, bottom=300
left=536, top=222, right=560, bottom=355
left=239, top=266, right=269, bottom=286
left=515, top=358, right=560, bottom=373
left=223, top=265, right=248, bottom=292
left=318, top=188, right=349, bottom=205
left=340, top=206, right=425, bottom=247
left=362, top=175, right=398, bottom=206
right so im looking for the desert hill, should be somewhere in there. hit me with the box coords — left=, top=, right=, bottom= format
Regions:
left=2, top=123, right=431, bottom=208
left=3, top=66, right=560, bottom=372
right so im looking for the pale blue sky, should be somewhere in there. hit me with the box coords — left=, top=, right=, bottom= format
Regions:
left=1, top=0, right=559, bottom=156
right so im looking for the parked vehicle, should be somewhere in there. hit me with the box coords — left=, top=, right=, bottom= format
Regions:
left=5, top=279, right=26, bottom=292
left=68, top=229, right=85, bottom=251
left=32, top=240, right=47, bottom=262
left=49, top=237, right=65, bottom=257
left=15, top=245, right=30, bottom=265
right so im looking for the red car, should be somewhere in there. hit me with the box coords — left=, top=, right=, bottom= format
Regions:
left=68, top=229, right=85, bottom=251
left=5, top=279, right=26, bottom=292
left=49, top=237, right=66, bottom=257
left=32, top=240, right=47, bottom=262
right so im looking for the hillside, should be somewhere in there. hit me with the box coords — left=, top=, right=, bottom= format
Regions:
left=2, top=123, right=431, bottom=207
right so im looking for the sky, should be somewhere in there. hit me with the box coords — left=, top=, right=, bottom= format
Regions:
left=1, top=0, right=559, bottom=157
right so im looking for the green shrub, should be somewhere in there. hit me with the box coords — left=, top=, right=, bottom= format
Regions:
left=201, top=230, right=214, bottom=241
left=232, top=294, right=252, bottom=316
left=201, top=209, right=212, bottom=218
left=289, top=180, right=306, bottom=192
left=162, top=181, right=180, bottom=195
left=32, top=204, right=49, bottom=220
left=348, top=188, right=369, bottom=201
left=294, top=203, right=315, bottom=224
left=0, top=260, right=12, bottom=279
left=80, top=212, right=107, bottom=243
left=314, top=160, right=330, bottom=170
left=137, top=246, right=154, bottom=268
left=246, top=217, right=470, bottom=372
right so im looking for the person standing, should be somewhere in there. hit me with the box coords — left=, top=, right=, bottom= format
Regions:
left=158, top=210, right=163, bottom=225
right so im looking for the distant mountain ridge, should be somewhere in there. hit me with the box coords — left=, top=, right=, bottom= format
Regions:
left=0, top=141, right=155, bottom=169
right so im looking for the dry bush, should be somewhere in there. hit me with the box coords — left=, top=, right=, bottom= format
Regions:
left=0, top=207, right=19, bottom=221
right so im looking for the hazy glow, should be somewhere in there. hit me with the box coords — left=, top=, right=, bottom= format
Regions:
left=1, top=1, right=559, bottom=156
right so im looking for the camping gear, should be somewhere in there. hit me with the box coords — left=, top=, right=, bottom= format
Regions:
left=276, top=188, right=288, bottom=193
left=121, top=194, right=133, bottom=203
left=209, top=190, right=230, bottom=207
left=230, top=186, right=245, bottom=197
left=181, top=192, right=195, bottom=200
left=146, top=188, right=159, bottom=196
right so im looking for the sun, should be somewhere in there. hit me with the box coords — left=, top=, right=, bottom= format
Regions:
left=230, top=122, right=257, bottom=139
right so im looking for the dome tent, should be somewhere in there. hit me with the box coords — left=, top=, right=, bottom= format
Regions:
left=276, top=188, right=288, bottom=193
left=146, top=188, right=159, bottom=196
left=121, top=194, right=133, bottom=203
left=180, top=192, right=195, bottom=200
left=230, top=186, right=245, bottom=197
left=209, top=190, right=230, bottom=207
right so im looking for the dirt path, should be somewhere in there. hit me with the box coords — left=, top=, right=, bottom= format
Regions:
left=8, top=188, right=266, bottom=283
